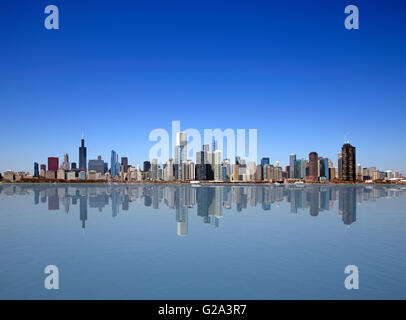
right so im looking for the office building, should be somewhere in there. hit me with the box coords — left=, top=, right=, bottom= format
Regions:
left=48, top=157, right=59, bottom=172
left=33, top=162, right=39, bottom=178
left=289, top=154, right=296, bottom=178
left=79, top=136, right=87, bottom=171
left=342, top=143, right=356, bottom=181
left=308, top=152, right=318, bottom=181
left=121, top=157, right=128, bottom=173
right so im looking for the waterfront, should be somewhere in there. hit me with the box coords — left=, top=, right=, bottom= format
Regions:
left=0, top=184, right=405, bottom=299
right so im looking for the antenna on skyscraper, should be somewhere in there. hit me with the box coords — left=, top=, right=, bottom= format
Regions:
left=82, top=130, right=84, bottom=140
left=344, top=133, right=350, bottom=144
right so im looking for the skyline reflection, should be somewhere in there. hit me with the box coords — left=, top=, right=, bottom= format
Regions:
left=1, top=184, right=405, bottom=236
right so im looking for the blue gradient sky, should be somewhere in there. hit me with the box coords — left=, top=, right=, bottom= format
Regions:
left=1, top=0, right=405, bottom=173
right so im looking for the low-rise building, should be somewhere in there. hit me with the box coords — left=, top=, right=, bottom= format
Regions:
left=3, top=171, right=15, bottom=181
left=66, top=171, right=76, bottom=180
left=57, top=169, right=65, bottom=180
left=46, top=171, right=56, bottom=179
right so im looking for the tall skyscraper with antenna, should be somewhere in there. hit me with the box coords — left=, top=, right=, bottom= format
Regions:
left=79, top=133, right=87, bottom=171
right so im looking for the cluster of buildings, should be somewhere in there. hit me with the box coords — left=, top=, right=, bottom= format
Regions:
left=1, top=133, right=404, bottom=184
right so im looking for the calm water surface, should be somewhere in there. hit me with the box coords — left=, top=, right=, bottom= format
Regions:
left=0, top=183, right=405, bottom=299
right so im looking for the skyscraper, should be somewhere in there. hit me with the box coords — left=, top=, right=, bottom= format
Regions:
left=342, top=143, right=356, bottom=181
left=62, top=153, right=70, bottom=171
left=319, top=157, right=330, bottom=181
left=48, top=157, right=59, bottom=172
left=212, top=138, right=218, bottom=152
left=79, top=135, right=87, bottom=171
left=308, top=152, right=318, bottom=181
left=175, top=132, right=187, bottom=180
left=337, top=152, right=343, bottom=179
left=111, top=150, right=119, bottom=178
left=261, top=157, right=270, bottom=167
left=289, top=154, right=296, bottom=178
left=121, top=157, right=128, bottom=173
left=33, top=162, right=39, bottom=177
left=143, top=161, right=151, bottom=172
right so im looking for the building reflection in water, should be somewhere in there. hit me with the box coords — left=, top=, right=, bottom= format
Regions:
left=0, top=184, right=404, bottom=235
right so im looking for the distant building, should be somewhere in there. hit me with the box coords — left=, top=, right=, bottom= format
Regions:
left=337, top=152, right=343, bottom=179
left=79, top=171, right=86, bottom=180
left=121, top=157, right=128, bottom=173
left=40, top=164, right=46, bottom=178
left=48, top=157, right=59, bottom=172
left=79, top=137, right=87, bottom=171
left=261, top=157, right=270, bottom=167
left=33, top=162, right=39, bottom=178
left=3, top=171, right=15, bottom=181
left=308, top=152, right=318, bottom=181
left=88, top=158, right=106, bottom=174
left=66, top=171, right=76, bottom=180
left=143, top=161, right=151, bottom=172
left=319, top=157, right=330, bottom=181
left=46, top=170, right=56, bottom=179
left=57, top=169, right=65, bottom=180
left=111, top=150, right=120, bottom=178
left=342, top=143, right=356, bottom=181
left=289, top=154, right=296, bottom=178
left=62, top=153, right=70, bottom=171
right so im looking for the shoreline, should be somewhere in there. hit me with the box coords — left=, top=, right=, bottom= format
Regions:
left=0, top=180, right=404, bottom=186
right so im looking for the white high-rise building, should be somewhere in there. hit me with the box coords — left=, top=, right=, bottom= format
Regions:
left=175, top=132, right=187, bottom=180
left=214, top=150, right=222, bottom=181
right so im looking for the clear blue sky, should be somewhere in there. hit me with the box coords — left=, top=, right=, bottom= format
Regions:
left=1, top=0, right=405, bottom=173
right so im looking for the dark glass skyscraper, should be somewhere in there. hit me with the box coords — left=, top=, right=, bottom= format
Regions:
left=121, top=157, right=128, bottom=173
left=79, top=137, right=87, bottom=171
left=261, top=157, right=270, bottom=167
left=308, top=152, right=318, bottom=181
left=342, top=143, right=356, bottom=181
left=143, top=161, right=151, bottom=172
left=33, top=162, right=39, bottom=177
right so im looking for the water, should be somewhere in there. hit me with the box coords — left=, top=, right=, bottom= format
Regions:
left=0, top=183, right=405, bottom=300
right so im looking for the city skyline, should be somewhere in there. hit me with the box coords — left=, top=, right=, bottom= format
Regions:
left=1, top=1, right=405, bottom=173
left=1, top=134, right=404, bottom=183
